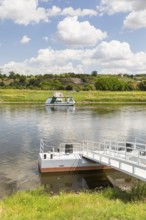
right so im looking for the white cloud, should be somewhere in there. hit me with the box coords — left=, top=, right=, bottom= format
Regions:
left=124, top=9, right=146, bottom=29
left=0, top=1, right=98, bottom=25
left=93, top=40, right=132, bottom=60
left=89, top=42, right=131, bottom=73
left=1, top=40, right=146, bottom=75
left=91, top=40, right=146, bottom=74
left=61, top=7, right=97, bottom=17
left=20, top=35, right=31, bottom=44
left=29, top=48, right=87, bottom=74
left=2, top=61, right=35, bottom=75
left=0, top=0, right=49, bottom=25
left=57, top=16, right=107, bottom=47
left=97, top=0, right=133, bottom=15
left=47, top=5, right=61, bottom=17
left=97, top=0, right=146, bottom=30
left=133, top=0, right=146, bottom=11
left=47, top=6, right=97, bottom=18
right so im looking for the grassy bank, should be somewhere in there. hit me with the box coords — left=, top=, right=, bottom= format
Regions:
left=1, top=89, right=146, bottom=103
left=0, top=186, right=146, bottom=220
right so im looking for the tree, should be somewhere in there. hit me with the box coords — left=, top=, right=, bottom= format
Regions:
left=8, top=71, right=16, bottom=79
left=83, top=84, right=94, bottom=91
left=52, top=79, right=63, bottom=90
left=0, top=81, right=5, bottom=87
left=0, top=73, right=4, bottom=79
left=66, top=84, right=73, bottom=90
left=95, top=76, right=128, bottom=91
left=139, top=81, right=146, bottom=91
left=27, top=78, right=41, bottom=88
left=91, top=71, right=98, bottom=76
left=19, top=75, right=27, bottom=86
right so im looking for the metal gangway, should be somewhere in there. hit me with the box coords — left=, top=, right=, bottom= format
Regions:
left=82, top=139, right=146, bottom=182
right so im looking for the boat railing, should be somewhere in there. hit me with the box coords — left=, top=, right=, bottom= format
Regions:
left=40, top=139, right=82, bottom=154
left=40, top=139, right=57, bottom=153
left=59, top=142, right=82, bottom=153
left=40, top=139, right=44, bottom=153
left=40, top=139, right=146, bottom=151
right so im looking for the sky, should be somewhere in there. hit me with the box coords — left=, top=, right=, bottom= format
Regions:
left=0, top=0, right=146, bottom=75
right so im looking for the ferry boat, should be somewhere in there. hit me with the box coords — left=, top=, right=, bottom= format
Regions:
left=38, top=139, right=109, bottom=173
left=45, top=92, right=75, bottom=106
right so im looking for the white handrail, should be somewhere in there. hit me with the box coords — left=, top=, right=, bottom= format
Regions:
left=82, top=140, right=146, bottom=166
left=40, top=140, right=83, bottom=154
left=40, top=138, right=146, bottom=166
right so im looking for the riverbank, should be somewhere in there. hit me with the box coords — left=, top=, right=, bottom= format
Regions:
left=1, top=89, right=146, bottom=103
left=0, top=185, right=146, bottom=220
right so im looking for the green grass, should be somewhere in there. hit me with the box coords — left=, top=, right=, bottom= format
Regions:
left=1, top=89, right=146, bottom=103
left=1, top=187, right=146, bottom=220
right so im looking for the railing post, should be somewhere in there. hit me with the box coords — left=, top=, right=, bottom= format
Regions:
left=110, top=141, right=111, bottom=155
left=114, top=142, right=115, bottom=157
left=138, top=150, right=140, bottom=165
left=125, top=143, right=126, bottom=160
left=82, top=141, right=84, bottom=153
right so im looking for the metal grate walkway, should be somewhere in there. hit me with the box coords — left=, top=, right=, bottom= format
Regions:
left=82, top=140, right=146, bottom=182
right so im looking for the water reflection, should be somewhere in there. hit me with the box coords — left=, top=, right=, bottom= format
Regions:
left=46, top=106, right=75, bottom=113
left=40, top=169, right=136, bottom=194
left=40, top=170, right=112, bottom=194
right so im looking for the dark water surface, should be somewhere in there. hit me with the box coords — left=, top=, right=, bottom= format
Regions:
left=0, top=104, right=146, bottom=198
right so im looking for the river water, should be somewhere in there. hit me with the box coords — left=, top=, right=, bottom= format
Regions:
left=0, top=104, right=146, bottom=198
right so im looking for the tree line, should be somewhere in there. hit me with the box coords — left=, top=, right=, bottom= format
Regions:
left=0, top=71, right=146, bottom=91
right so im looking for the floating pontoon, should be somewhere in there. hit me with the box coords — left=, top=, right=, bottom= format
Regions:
left=38, top=139, right=109, bottom=173
left=38, top=138, right=146, bottom=182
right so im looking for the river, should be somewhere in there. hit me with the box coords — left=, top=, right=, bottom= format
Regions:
left=0, top=104, right=146, bottom=198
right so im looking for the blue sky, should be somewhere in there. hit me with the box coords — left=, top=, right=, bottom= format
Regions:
left=0, top=0, right=146, bottom=75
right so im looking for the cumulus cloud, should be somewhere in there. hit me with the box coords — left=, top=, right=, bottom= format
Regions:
left=124, top=10, right=146, bottom=29
left=97, top=0, right=133, bottom=15
left=97, top=0, right=146, bottom=30
left=1, top=40, right=146, bottom=75
left=20, top=35, right=31, bottom=44
left=57, top=16, right=107, bottom=47
left=132, top=0, right=146, bottom=11
left=47, top=6, right=97, bottom=17
left=0, top=0, right=49, bottom=25
left=61, top=7, right=97, bottom=17
left=89, top=41, right=133, bottom=73
left=93, top=40, right=132, bottom=60
left=2, top=61, right=35, bottom=75
left=0, top=1, right=98, bottom=25
left=30, top=48, right=88, bottom=64
left=47, top=5, right=61, bottom=17
left=91, top=40, right=146, bottom=74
